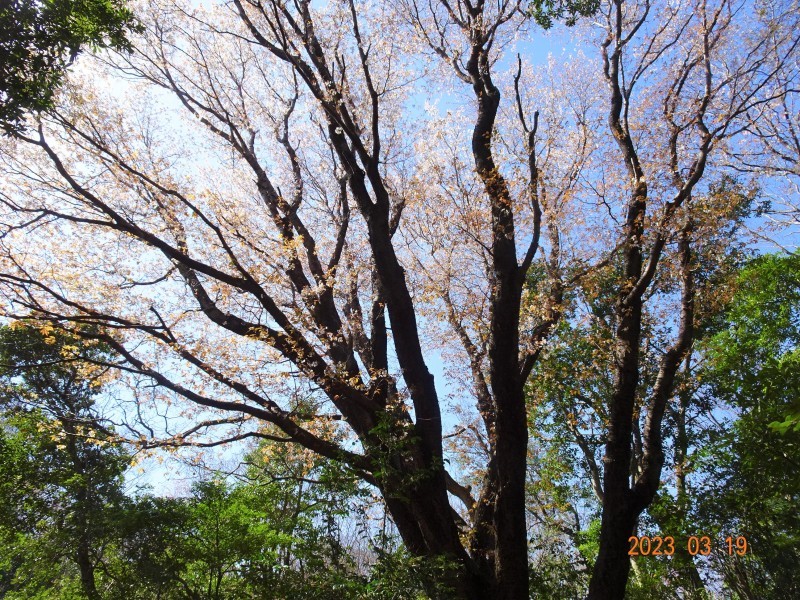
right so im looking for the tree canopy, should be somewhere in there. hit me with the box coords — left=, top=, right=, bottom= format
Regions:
left=0, top=0, right=139, bottom=132
left=0, top=324, right=129, bottom=599
left=0, top=0, right=798, bottom=598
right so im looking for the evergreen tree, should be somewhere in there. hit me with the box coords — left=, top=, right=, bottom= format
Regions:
left=0, top=323, right=128, bottom=599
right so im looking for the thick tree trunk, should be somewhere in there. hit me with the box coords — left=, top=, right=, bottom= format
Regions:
left=492, top=387, right=529, bottom=600
left=383, top=489, right=495, bottom=600
left=466, top=43, right=530, bottom=600
left=587, top=286, right=643, bottom=600
left=76, top=532, right=99, bottom=600
left=588, top=497, right=638, bottom=599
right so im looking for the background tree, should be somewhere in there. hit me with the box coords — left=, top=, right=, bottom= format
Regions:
left=0, top=0, right=139, bottom=133
left=522, top=177, right=756, bottom=597
left=0, top=323, right=128, bottom=599
left=522, top=247, right=800, bottom=600
left=155, top=443, right=365, bottom=600
left=691, top=252, right=800, bottom=598
left=101, top=438, right=449, bottom=600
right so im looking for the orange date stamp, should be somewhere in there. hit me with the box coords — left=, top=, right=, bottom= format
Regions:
left=628, top=535, right=748, bottom=557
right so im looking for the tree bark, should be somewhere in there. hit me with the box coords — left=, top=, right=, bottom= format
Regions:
left=65, top=419, right=100, bottom=600
left=589, top=499, right=638, bottom=599
left=76, top=537, right=99, bottom=600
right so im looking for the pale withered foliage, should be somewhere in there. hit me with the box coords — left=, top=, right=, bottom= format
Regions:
left=0, top=0, right=797, bottom=597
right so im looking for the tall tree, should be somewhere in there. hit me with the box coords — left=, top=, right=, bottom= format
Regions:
left=523, top=177, right=755, bottom=597
left=0, top=0, right=797, bottom=597
left=693, top=252, right=800, bottom=598
left=0, top=323, right=128, bottom=599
